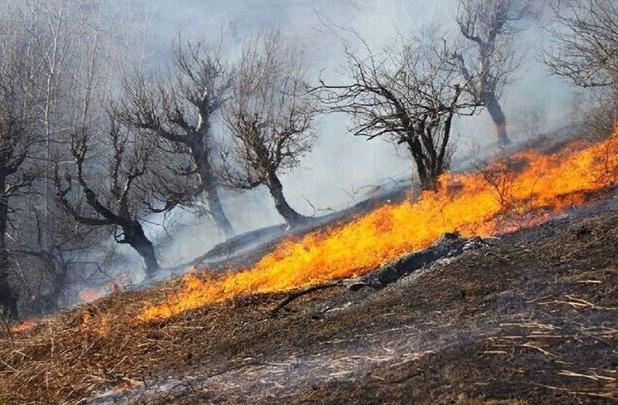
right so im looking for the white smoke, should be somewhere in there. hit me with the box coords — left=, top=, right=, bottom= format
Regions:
left=100, top=0, right=579, bottom=274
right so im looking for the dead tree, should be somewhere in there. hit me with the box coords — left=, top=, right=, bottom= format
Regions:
left=0, top=17, right=42, bottom=318
left=116, top=41, right=235, bottom=238
left=55, top=117, right=191, bottom=278
left=318, top=35, right=477, bottom=190
left=220, top=31, right=316, bottom=227
left=0, top=82, right=38, bottom=319
left=546, top=0, right=618, bottom=88
left=454, top=0, right=535, bottom=146
left=545, top=0, right=618, bottom=134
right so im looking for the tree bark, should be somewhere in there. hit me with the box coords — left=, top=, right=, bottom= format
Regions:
left=122, top=220, right=160, bottom=279
left=0, top=176, right=18, bottom=319
left=266, top=173, right=307, bottom=227
left=193, top=144, right=235, bottom=239
left=407, top=138, right=439, bottom=191
left=484, top=94, right=511, bottom=146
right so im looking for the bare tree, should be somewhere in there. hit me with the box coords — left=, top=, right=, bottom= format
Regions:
left=0, top=25, right=41, bottom=318
left=16, top=0, right=145, bottom=315
left=545, top=0, right=618, bottom=135
left=453, top=0, right=535, bottom=146
left=318, top=34, right=477, bottom=190
left=54, top=116, right=192, bottom=278
left=546, top=0, right=618, bottom=88
left=220, top=30, right=317, bottom=227
left=116, top=41, right=235, bottom=238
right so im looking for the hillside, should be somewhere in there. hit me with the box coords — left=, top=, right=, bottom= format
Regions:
left=2, top=128, right=618, bottom=404
left=0, top=194, right=616, bottom=404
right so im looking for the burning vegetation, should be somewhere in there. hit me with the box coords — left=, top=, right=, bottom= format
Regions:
left=1, top=0, right=618, bottom=403
left=139, top=127, right=618, bottom=321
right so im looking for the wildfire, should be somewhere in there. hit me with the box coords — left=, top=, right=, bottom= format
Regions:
left=140, top=130, right=618, bottom=322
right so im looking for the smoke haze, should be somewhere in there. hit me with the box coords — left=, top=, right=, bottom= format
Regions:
left=120, top=1, right=574, bottom=267
left=49, top=0, right=578, bottom=274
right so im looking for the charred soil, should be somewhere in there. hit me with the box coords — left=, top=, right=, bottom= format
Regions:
left=1, top=201, right=617, bottom=404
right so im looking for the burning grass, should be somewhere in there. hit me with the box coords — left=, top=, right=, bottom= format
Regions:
left=139, top=128, right=618, bottom=321
left=1, top=129, right=617, bottom=404
left=0, top=200, right=617, bottom=403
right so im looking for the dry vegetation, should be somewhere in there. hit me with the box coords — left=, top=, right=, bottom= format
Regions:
left=1, top=195, right=616, bottom=403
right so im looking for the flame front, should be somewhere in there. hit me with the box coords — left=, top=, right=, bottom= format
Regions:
left=140, top=130, right=618, bottom=321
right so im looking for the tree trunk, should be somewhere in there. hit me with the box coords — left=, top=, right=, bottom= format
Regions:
left=484, top=94, right=511, bottom=146
left=194, top=147, right=235, bottom=239
left=407, top=138, right=439, bottom=191
left=0, top=176, right=18, bottom=319
left=418, top=169, right=438, bottom=191
left=266, top=173, right=307, bottom=227
left=123, top=221, right=160, bottom=279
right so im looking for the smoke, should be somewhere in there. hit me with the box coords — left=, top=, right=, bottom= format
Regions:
left=66, top=1, right=581, bottom=282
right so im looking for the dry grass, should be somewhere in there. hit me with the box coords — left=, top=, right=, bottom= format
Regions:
left=0, top=207, right=617, bottom=404
left=0, top=280, right=282, bottom=403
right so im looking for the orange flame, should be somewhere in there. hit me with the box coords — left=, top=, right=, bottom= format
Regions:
left=10, top=318, right=39, bottom=334
left=79, top=288, right=105, bottom=304
left=139, top=130, right=618, bottom=322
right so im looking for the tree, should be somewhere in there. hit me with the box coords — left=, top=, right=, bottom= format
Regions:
left=116, top=41, right=235, bottom=238
left=15, top=0, right=109, bottom=313
left=318, top=34, right=477, bottom=190
left=453, top=0, right=535, bottom=146
left=545, top=0, right=618, bottom=135
left=54, top=116, right=192, bottom=278
left=546, top=0, right=618, bottom=88
left=0, top=25, right=41, bottom=318
left=220, top=30, right=317, bottom=227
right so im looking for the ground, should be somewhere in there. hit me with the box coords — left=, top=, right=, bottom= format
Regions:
left=1, top=197, right=617, bottom=404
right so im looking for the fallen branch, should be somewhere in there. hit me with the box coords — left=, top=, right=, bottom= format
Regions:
left=271, top=282, right=344, bottom=315
left=349, top=233, right=476, bottom=290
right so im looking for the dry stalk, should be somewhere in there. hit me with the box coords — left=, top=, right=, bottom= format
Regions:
left=559, top=369, right=616, bottom=382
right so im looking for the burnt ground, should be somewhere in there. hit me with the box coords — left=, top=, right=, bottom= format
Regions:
left=1, top=196, right=617, bottom=404
left=103, top=199, right=617, bottom=404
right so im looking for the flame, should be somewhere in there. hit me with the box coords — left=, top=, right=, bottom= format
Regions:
left=79, top=312, right=111, bottom=336
left=140, top=129, right=618, bottom=322
left=79, top=288, right=105, bottom=304
left=10, top=318, right=39, bottom=334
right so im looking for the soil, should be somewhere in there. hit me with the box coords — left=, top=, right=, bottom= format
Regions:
left=1, top=198, right=617, bottom=404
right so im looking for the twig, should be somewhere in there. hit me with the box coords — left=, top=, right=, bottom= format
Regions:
left=521, top=342, right=553, bottom=357
left=559, top=369, right=616, bottom=382
left=531, top=382, right=616, bottom=399
left=539, top=295, right=616, bottom=310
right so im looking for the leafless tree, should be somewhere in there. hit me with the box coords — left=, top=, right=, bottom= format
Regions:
left=0, top=0, right=196, bottom=317
left=0, top=19, right=42, bottom=318
left=546, top=0, right=618, bottom=88
left=220, top=30, right=317, bottom=227
left=453, top=0, right=535, bottom=146
left=54, top=116, right=192, bottom=278
left=116, top=41, right=235, bottom=238
left=318, top=34, right=478, bottom=190
left=546, top=0, right=618, bottom=135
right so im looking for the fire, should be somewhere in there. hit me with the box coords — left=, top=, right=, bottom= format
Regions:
left=79, top=288, right=105, bottom=304
left=140, top=130, right=618, bottom=321
left=10, top=318, right=39, bottom=334
left=79, top=312, right=112, bottom=337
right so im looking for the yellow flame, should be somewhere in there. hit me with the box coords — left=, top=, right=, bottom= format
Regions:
left=139, top=130, right=618, bottom=322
